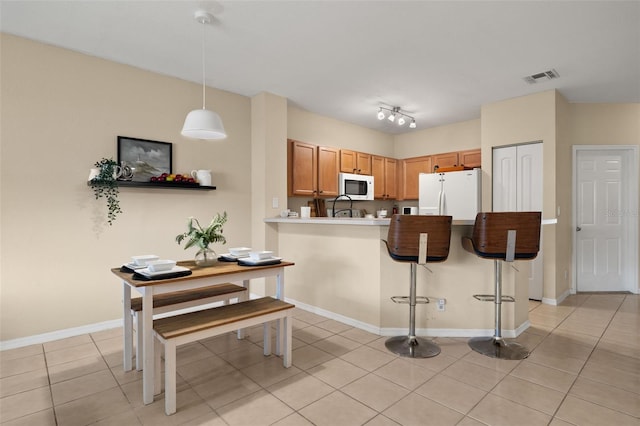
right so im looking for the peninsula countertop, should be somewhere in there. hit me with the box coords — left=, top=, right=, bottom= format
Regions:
left=264, top=217, right=475, bottom=226
left=264, top=216, right=557, bottom=226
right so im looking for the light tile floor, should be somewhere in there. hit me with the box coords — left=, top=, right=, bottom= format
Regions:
left=1, top=293, right=639, bottom=425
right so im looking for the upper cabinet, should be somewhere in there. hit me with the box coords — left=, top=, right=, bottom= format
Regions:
left=398, top=155, right=432, bottom=201
left=432, top=151, right=459, bottom=169
left=459, top=149, right=482, bottom=169
left=288, top=139, right=339, bottom=198
left=340, top=149, right=372, bottom=175
left=372, top=156, right=397, bottom=200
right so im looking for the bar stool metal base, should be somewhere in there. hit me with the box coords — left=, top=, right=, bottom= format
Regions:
left=468, top=336, right=529, bottom=360
left=385, top=335, right=441, bottom=358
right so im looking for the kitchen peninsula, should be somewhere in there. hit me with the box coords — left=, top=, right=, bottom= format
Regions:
left=265, top=216, right=535, bottom=337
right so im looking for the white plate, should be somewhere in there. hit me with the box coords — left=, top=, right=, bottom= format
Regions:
left=229, top=247, right=252, bottom=256
left=131, top=254, right=159, bottom=266
left=124, top=262, right=147, bottom=270
left=238, top=257, right=282, bottom=266
left=135, top=265, right=190, bottom=278
left=219, top=253, right=250, bottom=259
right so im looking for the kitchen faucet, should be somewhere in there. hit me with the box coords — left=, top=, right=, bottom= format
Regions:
left=332, top=194, right=353, bottom=217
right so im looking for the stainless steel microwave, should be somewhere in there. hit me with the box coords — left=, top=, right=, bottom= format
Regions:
left=338, top=173, right=374, bottom=200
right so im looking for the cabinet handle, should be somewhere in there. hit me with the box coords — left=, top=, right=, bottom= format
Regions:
left=319, top=190, right=323, bottom=194
left=357, top=169, right=361, bottom=173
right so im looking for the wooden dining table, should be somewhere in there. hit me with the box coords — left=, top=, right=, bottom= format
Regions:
left=111, top=259, right=295, bottom=405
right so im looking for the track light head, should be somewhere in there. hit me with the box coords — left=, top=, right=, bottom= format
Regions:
left=409, top=119, right=416, bottom=128
left=377, top=108, right=385, bottom=120
left=388, top=113, right=396, bottom=122
left=397, top=116, right=405, bottom=126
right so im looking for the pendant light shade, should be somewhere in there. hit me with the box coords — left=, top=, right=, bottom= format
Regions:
left=182, top=109, right=226, bottom=140
left=181, top=10, right=227, bottom=140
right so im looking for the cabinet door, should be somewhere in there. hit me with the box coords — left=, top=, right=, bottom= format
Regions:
left=289, top=140, right=317, bottom=196
left=340, top=149, right=357, bottom=173
left=372, top=156, right=397, bottom=199
left=372, top=156, right=385, bottom=199
left=432, top=151, right=459, bottom=169
left=459, top=149, right=481, bottom=169
left=400, top=156, right=431, bottom=200
left=318, top=146, right=339, bottom=197
left=356, top=152, right=372, bottom=175
left=384, top=158, right=398, bottom=199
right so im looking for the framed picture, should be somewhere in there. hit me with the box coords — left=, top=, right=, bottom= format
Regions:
left=117, top=136, right=172, bottom=182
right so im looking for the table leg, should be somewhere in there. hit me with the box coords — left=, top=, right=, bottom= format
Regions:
left=275, top=271, right=285, bottom=356
left=122, top=283, right=133, bottom=371
left=142, top=288, right=155, bottom=404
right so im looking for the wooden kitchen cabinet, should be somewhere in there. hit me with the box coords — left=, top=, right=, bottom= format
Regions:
left=432, top=151, right=459, bottom=170
left=398, top=155, right=432, bottom=200
left=288, top=139, right=339, bottom=197
left=459, top=148, right=481, bottom=169
left=340, top=150, right=372, bottom=175
left=372, top=156, right=397, bottom=199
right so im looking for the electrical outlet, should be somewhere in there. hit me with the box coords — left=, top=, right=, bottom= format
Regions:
left=436, top=298, right=446, bottom=312
left=272, top=197, right=279, bottom=208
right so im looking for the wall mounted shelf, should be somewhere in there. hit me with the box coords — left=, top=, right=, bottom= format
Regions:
left=88, top=181, right=216, bottom=190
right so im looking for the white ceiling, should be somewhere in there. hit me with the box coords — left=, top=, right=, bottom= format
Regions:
left=2, top=1, right=639, bottom=134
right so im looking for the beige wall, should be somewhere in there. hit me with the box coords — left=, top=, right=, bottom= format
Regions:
left=1, top=34, right=253, bottom=341
left=3, top=34, right=638, bottom=344
left=394, top=119, right=481, bottom=159
left=287, top=106, right=394, bottom=157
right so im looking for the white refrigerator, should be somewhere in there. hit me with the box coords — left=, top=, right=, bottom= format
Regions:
left=419, top=169, right=481, bottom=221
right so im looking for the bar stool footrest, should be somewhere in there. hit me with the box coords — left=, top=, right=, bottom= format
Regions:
left=391, top=296, right=430, bottom=304
left=472, top=294, right=515, bottom=302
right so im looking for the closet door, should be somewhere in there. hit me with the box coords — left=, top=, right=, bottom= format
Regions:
left=493, top=142, right=543, bottom=300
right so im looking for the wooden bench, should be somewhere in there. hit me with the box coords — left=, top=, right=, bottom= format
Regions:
left=153, top=296, right=295, bottom=415
left=129, top=283, right=247, bottom=370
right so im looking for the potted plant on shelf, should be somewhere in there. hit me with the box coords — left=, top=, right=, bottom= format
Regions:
left=175, top=212, right=227, bottom=266
left=89, top=158, right=122, bottom=225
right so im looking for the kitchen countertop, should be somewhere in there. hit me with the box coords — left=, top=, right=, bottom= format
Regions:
left=264, top=216, right=558, bottom=226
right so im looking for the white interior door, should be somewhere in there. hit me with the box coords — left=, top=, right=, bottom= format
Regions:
left=493, top=142, right=544, bottom=300
left=575, top=148, right=637, bottom=292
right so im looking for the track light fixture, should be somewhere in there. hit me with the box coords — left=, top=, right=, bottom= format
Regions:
left=376, top=106, right=416, bottom=129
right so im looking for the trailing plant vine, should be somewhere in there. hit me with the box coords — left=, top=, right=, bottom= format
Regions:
left=90, top=158, right=122, bottom=225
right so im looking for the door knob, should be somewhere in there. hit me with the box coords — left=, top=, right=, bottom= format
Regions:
left=576, top=226, right=582, bottom=231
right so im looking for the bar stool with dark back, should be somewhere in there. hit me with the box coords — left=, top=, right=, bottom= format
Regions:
left=461, top=211, right=541, bottom=360
left=383, top=214, right=452, bottom=358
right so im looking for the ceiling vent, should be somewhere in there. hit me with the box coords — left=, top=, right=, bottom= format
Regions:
left=523, top=69, right=560, bottom=84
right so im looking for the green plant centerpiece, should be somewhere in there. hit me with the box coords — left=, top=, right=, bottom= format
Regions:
left=89, top=158, right=122, bottom=225
left=175, top=212, right=227, bottom=266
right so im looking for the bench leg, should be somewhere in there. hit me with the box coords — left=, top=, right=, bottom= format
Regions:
left=164, top=340, right=177, bottom=415
left=284, top=314, right=292, bottom=368
left=154, top=336, right=162, bottom=396
left=135, top=312, right=143, bottom=371
left=263, top=322, right=271, bottom=356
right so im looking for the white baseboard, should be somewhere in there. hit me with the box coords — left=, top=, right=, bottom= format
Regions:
left=285, top=297, right=527, bottom=338
left=542, top=288, right=571, bottom=306
left=0, top=319, right=122, bottom=351
left=2, top=294, right=530, bottom=351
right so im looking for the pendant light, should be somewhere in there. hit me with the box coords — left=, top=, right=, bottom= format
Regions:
left=181, top=11, right=227, bottom=140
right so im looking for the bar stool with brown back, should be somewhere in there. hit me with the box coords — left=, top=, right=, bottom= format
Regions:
left=461, top=211, right=541, bottom=360
left=383, top=214, right=452, bottom=358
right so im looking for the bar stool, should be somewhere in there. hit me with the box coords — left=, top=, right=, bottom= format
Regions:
left=461, top=212, right=541, bottom=360
left=383, top=214, right=452, bottom=358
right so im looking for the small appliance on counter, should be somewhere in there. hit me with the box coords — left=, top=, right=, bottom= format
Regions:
left=402, top=206, right=418, bottom=215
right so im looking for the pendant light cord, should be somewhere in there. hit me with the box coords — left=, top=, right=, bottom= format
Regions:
left=201, top=18, right=206, bottom=110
